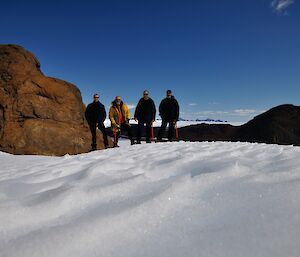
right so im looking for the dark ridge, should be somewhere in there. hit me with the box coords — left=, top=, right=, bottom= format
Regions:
left=178, top=104, right=300, bottom=146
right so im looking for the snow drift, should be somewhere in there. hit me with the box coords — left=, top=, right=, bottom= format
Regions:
left=1, top=141, right=300, bottom=257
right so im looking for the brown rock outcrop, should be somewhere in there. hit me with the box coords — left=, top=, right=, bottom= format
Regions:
left=0, top=44, right=110, bottom=155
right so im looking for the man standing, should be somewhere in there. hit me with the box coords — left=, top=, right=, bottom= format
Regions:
left=134, top=90, right=156, bottom=143
left=109, top=96, right=134, bottom=147
left=85, top=93, right=109, bottom=151
left=157, top=90, right=180, bottom=142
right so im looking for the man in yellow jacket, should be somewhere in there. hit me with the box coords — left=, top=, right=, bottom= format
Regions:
left=109, top=96, right=134, bottom=147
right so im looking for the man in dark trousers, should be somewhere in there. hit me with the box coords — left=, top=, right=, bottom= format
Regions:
left=85, top=93, right=109, bottom=150
left=157, top=90, right=180, bottom=142
left=134, top=90, right=156, bottom=143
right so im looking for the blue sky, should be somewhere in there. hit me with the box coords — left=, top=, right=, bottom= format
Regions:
left=1, top=0, right=299, bottom=122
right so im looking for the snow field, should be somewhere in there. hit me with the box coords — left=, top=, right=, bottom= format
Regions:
left=1, top=141, right=300, bottom=257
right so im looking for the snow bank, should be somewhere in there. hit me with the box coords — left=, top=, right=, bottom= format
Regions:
left=1, top=141, right=300, bottom=257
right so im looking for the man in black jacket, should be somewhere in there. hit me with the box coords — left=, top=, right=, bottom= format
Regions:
left=134, top=90, right=156, bottom=143
left=157, top=90, right=179, bottom=141
left=85, top=93, right=108, bottom=150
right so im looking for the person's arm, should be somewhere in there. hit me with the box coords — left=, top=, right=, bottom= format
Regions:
left=174, top=99, right=180, bottom=121
left=151, top=99, right=156, bottom=121
left=125, top=104, right=131, bottom=123
left=159, top=101, right=162, bottom=117
left=109, top=106, right=117, bottom=127
left=159, top=99, right=165, bottom=118
left=85, top=104, right=91, bottom=123
left=99, top=104, right=106, bottom=124
left=134, top=99, right=141, bottom=121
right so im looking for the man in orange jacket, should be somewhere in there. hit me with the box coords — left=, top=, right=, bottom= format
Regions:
left=109, top=96, right=134, bottom=147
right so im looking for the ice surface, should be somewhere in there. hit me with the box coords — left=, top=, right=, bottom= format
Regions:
left=1, top=141, right=300, bottom=257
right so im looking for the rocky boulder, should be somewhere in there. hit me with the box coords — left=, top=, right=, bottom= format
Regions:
left=0, top=44, right=110, bottom=155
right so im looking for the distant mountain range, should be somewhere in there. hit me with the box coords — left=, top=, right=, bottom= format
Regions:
left=178, top=104, right=300, bottom=146
left=130, top=118, right=228, bottom=123
left=187, top=118, right=227, bottom=123
left=158, top=118, right=228, bottom=123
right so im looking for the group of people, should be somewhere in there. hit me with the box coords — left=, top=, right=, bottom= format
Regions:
left=85, top=90, right=180, bottom=150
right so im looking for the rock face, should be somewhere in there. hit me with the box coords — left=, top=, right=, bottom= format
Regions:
left=178, top=104, right=300, bottom=146
left=0, top=44, right=110, bottom=155
left=234, top=104, right=300, bottom=145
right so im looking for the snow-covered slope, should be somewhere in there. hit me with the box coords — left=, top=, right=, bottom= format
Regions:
left=1, top=141, right=300, bottom=257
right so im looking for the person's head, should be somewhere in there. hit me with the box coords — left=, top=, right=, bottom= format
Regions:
left=166, top=89, right=173, bottom=98
left=93, top=93, right=100, bottom=102
left=143, top=90, right=149, bottom=100
left=115, top=96, right=122, bottom=105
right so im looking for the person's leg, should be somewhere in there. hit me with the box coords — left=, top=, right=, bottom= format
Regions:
left=89, top=122, right=97, bottom=150
left=114, top=129, right=120, bottom=147
left=145, top=121, right=152, bottom=143
left=136, top=121, right=143, bottom=143
left=111, top=126, right=119, bottom=147
left=98, top=123, right=108, bottom=148
left=168, top=121, right=175, bottom=141
left=157, top=120, right=167, bottom=141
left=115, top=131, right=120, bottom=147
left=122, top=123, right=135, bottom=144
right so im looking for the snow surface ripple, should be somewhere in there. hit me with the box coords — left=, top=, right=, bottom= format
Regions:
left=0, top=141, right=300, bottom=257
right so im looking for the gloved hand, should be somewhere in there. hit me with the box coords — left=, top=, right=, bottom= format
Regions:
left=112, top=123, right=119, bottom=129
